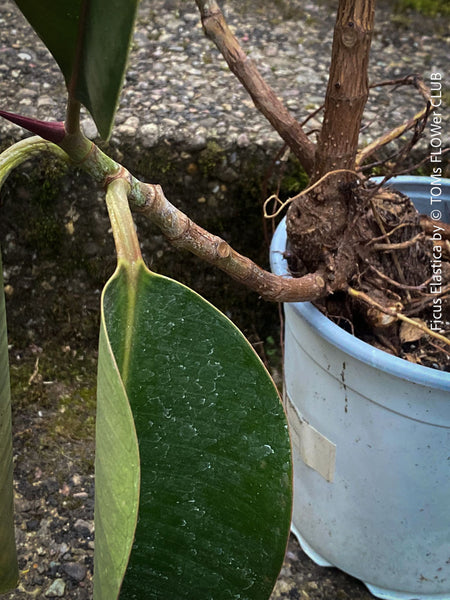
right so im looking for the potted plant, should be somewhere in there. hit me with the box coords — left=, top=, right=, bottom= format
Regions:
left=270, top=174, right=450, bottom=599
left=0, top=0, right=448, bottom=599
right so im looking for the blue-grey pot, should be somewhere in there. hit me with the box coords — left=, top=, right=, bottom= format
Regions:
left=270, top=176, right=450, bottom=600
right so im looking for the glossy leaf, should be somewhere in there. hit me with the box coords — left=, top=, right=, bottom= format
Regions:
left=0, top=251, right=19, bottom=593
left=95, top=259, right=292, bottom=599
left=13, top=0, right=139, bottom=139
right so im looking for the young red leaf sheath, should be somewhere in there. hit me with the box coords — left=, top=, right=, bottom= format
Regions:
left=0, top=111, right=66, bottom=144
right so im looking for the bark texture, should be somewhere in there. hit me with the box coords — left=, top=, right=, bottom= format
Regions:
left=286, top=0, right=376, bottom=294
left=313, top=0, right=375, bottom=181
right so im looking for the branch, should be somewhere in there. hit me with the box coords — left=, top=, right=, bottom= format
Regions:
left=194, top=0, right=315, bottom=174
left=312, top=0, right=376, bottom=180
left=0, top=126, right=324, bottom=302
left=7, top=130, right=321, bottom=302
left=356, top=106, right=429, bottom=167
left=371, top=233, right=424, bottom=251
left=134, top=181, right=326, bottom=302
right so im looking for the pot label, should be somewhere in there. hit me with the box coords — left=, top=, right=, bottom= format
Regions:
left=284, top=391, right=336, bottom=482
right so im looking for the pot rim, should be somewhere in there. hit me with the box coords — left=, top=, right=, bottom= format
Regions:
left=270, top=176, right=450, bottom=392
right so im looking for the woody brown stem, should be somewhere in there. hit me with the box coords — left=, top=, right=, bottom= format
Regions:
left=135, top=181, right=326, bottom=302
left=194, top=0, right=315, bottom=175
left=313, top=0, right=375, bottom=181
left=0, top=134, right=326, bottom=302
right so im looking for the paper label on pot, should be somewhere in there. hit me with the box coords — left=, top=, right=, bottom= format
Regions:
left=284, top=391, right=336, bottom=482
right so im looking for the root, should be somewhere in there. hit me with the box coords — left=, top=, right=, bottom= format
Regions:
left=285, top=178, right=450, bottom=371
left=347, top=286, right=450, bottom=348
left=263, top=169, right=362, bottom=219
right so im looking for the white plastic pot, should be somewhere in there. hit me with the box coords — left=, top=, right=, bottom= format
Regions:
left=270, top=176, right=450, bottom=600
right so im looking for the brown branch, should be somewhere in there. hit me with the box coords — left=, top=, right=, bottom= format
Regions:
left=367, top=222, right=412, bottom=244
left=356, top=106, right=429, bottom=167
left=391, top=148, right=449, bottom=178
left=194, top=0, right=315, bottom=174
left=24, top=130, right=323, bottom=303
left=406, top=287, right=450, bottom=316
left=312, top=0, right=376, bottom=180
left=135, top=181, right=326, bottom=302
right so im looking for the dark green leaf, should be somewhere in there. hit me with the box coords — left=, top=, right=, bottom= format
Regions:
left=13, top=0, right=139, bottom=138
left=95, top=260, right=292, bottom=599
left=0, top=250, right=19, bottom=593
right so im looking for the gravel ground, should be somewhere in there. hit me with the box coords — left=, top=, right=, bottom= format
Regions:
left=0, top=0, right=448, bottom=599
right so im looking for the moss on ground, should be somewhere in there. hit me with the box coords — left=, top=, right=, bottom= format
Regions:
left=394, top=0, right=450, bottom=15
left=10, top=343, right=97, bottom=474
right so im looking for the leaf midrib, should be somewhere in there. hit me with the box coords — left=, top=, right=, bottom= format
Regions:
left=118, top=262, right=142, bottom=387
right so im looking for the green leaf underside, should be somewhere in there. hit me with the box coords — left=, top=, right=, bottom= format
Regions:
left=0, top=250, right=19, bottom=593
left=96, top=260, right=292, bottom=600
left=13, top=0, right=139, bottom=139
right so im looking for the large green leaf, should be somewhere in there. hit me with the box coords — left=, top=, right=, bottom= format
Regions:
left=0, top=250, right=19, bottom=593
left=13, top=0, right=139, bottom=139
left=95, top=259, right=292, bottom=599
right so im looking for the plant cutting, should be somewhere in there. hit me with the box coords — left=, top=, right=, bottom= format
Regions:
left=0, top=0, right=449, bottom=599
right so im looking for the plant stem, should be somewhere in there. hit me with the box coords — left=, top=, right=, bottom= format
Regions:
left=65, top=96, right=81, bottom=135
left=105, top=177, right=142, bottom=266
left=135, top=181, right=326, bottom=302
left=31, top=129, right=326, bottom=302
left=0, top=130, right=325, bottom=302
left=0, top=136, right=69, bottom=190
left=313, top=0, right=375, bottom=180
left=194, top=0, right=315, bottom=174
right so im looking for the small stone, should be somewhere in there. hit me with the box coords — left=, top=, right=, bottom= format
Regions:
left=140, top=123, right=159, bottom=148
left=71, top=474, right=82, bottom=486
left=305, top=581, right=319, bottom=591
left=81, top=118, right=98, bottom=140
left=26, top=519, right=40, bottom=531
left=37, top=95, right=56, bottom=108
left=73, top=518, right=94, bottom=537
left=236, top=133, right=250, bottom=147
left=161, top=117, right=180, bottom=129
left=63, top=562, right=86, bottom=582
left=4, top=284, right=14, bottom=298
left=185, top=134, right=206, bottom=151
left=275, top=579, right=295, bottom=594
left=58, top=542, right=70, bottom=556
left=117, top=116, right=140, bottom=137
left=45, top=578, right=66, bottom=597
